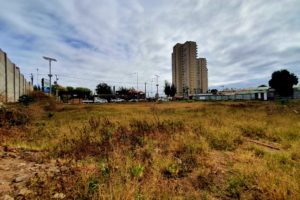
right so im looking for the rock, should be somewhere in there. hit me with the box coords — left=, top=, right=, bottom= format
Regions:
left=60, top=166, right=68, bottom=172
left=13, top=176, right=25, bottom=183
left=2, top=194, right=14, bottom=200
left=18, top=188, right=32, bottom=196
left=7, top=153, right=18, bottom=159
left=52, top=193, right=66, bottom=199
left=18, top=163, right=26, bottom=167
left=49, top=167, right=60, bottom=174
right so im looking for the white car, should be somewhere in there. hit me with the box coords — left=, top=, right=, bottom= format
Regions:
left=94, top=97, right=108, bottom=103
left=112, top=98, right=125, bottom=102
left=82, top=100, right=94, bottom=104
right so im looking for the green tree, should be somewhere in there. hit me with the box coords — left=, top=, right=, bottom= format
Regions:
left=74, top=87, right=92, bottom=98
left=117, top=87, right=130, bottom=95
left=211, top=89, right=218, bottom=95
left=258, top=84, right=267, bottom=87
left=66, top=86, right=75, bottom=95
left=269, top=69, right=298, bottom=97
left=164, top=81, right=171, bottom=97
left=96, top=83, right=112, bottom=95
left=170, top=84, right=177, bottom=97
left=52, top=85, right=67, bottom=95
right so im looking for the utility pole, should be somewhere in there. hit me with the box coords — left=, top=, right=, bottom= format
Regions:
left=155, top=75, right=159, bottom=99
left=43, top=56, right=57, bottom=95
left=54, top=74, right=59, bottom=85
left=54, top=74, right=59, bottom=101
left=30, top=73, right=33, bottom=85
left=36, top=68, right=39, bottom=87
left=151, top=78, right=153, bottom=97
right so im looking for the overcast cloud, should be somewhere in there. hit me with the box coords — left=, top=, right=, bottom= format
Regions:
left=0, top=0, right=300, bottom=94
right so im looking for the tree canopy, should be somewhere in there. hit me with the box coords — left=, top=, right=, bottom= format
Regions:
left=74, top=87, right=92, bottom=98
left=96, top=83, right=112, bottom=95
left=170, top=83, right=176, bottom=97
left=269, top=69, right=298, bottom=97
left=164, top=81, right=176, bottom=97
left=211, top=89, right=218, bottom=95
left=164, top=81, right=171, bottom=97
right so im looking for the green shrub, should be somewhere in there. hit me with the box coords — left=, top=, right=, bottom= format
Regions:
left=99, top=161, right=110, bottom=178
left=18, top=95, right=34, bottom=105
left=226, top=173, right=250, bottom=198
left=131, top=164, right=144, bottom=178
left=163, top=163, right=180, bottom=178
left=88, top=177, right=99, bottom=194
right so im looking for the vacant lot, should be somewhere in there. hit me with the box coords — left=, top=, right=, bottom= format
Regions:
left=1, top=100, right=300, bottom=199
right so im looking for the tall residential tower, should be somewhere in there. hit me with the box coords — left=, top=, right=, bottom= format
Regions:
left=172, top=41, right=208, bottom=96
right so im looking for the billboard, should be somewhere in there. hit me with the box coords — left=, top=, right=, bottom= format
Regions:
left=41, top=78, right=50, bottom=93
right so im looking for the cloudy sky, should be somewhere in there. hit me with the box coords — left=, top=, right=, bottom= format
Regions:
left=0, top=0, right=299, bottom=94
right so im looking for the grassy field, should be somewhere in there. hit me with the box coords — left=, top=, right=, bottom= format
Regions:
left=1, top=100, right=300, bottom=199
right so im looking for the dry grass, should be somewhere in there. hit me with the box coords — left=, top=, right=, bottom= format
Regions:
left=1, top=100, right=300, bottom=199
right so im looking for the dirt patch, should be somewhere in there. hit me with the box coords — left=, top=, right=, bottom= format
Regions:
left=0, top=146, right=69, bottom=199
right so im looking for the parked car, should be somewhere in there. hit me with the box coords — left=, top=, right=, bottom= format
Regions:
left=82, top=99, right=94, bottom=104
left=111, top=98, right=125, bottom=103
left=128, top=99, right=137, bottom=102
left=94, top=97, right=108, bottom=103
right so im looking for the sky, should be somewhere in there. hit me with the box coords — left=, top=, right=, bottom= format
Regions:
left=0, top=0, right=300, bottom=95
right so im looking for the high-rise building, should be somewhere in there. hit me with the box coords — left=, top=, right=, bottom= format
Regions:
left=172, top=41, right=208, bottom=96
left=197, top=58, right=208, bottom=93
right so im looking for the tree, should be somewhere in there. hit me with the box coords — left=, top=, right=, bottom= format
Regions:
left=258, top=84, right=267, bottom=87
left=211, top=89, right=218, bottom=95
left=269, top=69, right=298, bottom=97
left=164, top=81, right=171, bottom=97
left=74, top=87, right=92, bottom=98
left=117, top=87, right=130, bottom=95
left=170, top=84, right=177, bottom=97
left=96, top=83, right=112, bottom=95
left=66, top=86, right=75, bottom=95
left=52, top=85, right=67, bottom=95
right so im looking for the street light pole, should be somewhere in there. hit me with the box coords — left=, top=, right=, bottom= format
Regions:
left=43, top=56, right=57, bottom=95
left=155, top=75, right=159, bottom=99
left=36, top=68, right=39, bottom=87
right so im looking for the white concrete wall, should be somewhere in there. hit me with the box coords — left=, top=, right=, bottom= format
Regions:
left=0, top=49, right=32, bottom=103
left=20, top=75, right=24, bottom=97
left=6, top=58, right=15, bottom=102
left=15, top=67, right=20, bottom=101
left=0, top=51, right=5, bottom=100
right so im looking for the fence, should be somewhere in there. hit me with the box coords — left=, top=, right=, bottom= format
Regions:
left=193, top=94, right=261, bottom=101
left=194, top=90, right=300, bottom=101
left=0, top=49, right=32, bottom=103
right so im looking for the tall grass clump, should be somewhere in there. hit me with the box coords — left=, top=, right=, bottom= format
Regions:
left=204, top=130, right=242, bottom=151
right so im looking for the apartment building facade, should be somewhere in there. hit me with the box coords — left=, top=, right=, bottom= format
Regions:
left=172, top=41, right=208, bottom=96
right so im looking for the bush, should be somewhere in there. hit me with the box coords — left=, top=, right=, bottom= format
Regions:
left=130, top=164, right=145, bottom=179
left=18, top=95, right=34, bottom=105
left=226, top=174, right=249, bottom=198
left=0, top=106, right=31, bottom=126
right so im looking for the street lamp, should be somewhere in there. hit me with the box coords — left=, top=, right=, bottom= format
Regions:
left=43, top=56, right=57, bottom=95
left=155, top=74, right=159, bottom=99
